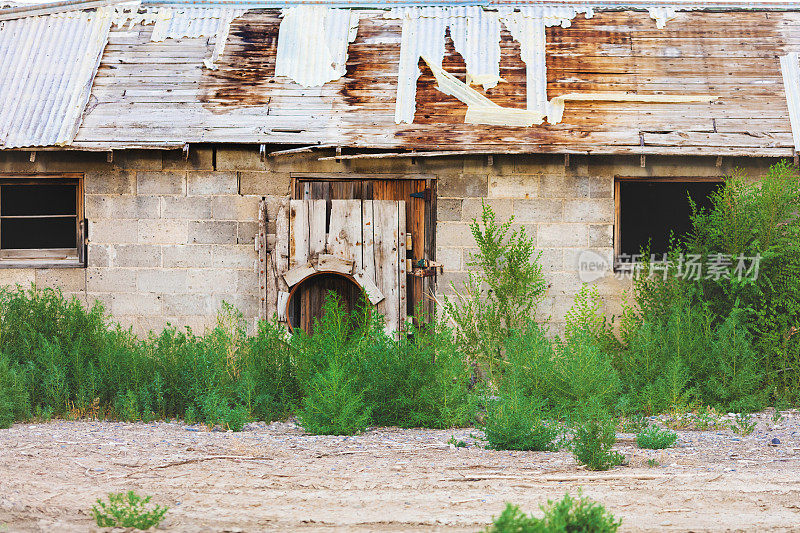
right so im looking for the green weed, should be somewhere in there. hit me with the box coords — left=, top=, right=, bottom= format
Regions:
left=91, top=491, right=168, bottom=529
left=731, top=412, right=756, bottom=436
left=636, top=425, right=678, bottom=449
left=572, top=416, right=626, bottom=471
left=482, top=492, right=621, bottom=533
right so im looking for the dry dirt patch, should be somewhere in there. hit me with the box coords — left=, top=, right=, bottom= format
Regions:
left=1, top=412, right=800, bottom=532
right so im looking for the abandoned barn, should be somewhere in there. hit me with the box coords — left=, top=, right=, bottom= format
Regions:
left=0, top=0, right=797, bottom=333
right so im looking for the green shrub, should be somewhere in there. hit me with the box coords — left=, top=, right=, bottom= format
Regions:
left=501, top=321, right=620, bottom=420
left=572, top=416, right=625, bottom=471
left=0, top=355, right=29, bottom=428
left=483, top=493, right=621, bottom=533
left=444, top=202, right=547, bottom=376
left=91, top=491, right=168, bottom=529
left=296, top=358, right=371, bottom=435
left=635, top=425, right=678, bottom=449
left=483, top=396, right=560, bottom=451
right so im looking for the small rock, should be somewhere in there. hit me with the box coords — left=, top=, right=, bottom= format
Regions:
left=770, top=437, right=781, bottom=446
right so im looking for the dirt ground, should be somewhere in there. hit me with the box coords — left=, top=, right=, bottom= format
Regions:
left=1, top=411, right=800, bottom=532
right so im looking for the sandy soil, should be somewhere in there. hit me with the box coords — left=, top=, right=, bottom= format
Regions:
left=1, top=412, right=800, bottom=532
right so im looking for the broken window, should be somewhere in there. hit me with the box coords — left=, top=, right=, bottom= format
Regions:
left=0, top=175, right=84, bottom=266
left=614, top=177, right=721, bottom=264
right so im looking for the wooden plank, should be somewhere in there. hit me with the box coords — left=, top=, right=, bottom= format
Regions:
left=283, top=262, right=316, bottom=288
left=398, top=200, right=407, bottom=329
left=275, top=198, right=290, bottom=288
left=353, top=270, right=385, bottom=305
left=315, top=254, right=355, bottom=275
left=309, top=199, right=327, bottom=258
left=362, top=199, right=376, bottom=288
left=289, top=199, right=309, bottom=268
left=258, top=198, right=270, bottom=321
left=327, top=199, right=363, bottom=270
left=373, top=200, right=400, bottom=334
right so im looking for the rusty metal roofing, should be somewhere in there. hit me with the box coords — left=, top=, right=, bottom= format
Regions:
left=0, top=7, right=112, bottom=148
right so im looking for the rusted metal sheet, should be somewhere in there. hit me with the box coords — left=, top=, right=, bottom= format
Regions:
left=0, top=8, right=112, bottom=148
left=69, top=8, right=800, bottom=156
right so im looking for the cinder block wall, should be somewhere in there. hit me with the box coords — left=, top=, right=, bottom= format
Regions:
left=0, top=148, right=778, bottom=334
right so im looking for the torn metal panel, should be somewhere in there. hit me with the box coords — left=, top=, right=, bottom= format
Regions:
left=0, top=7, right=112, bottom=148
left=647, top=6, right=678, bottom=28
left=393, top=8, right=448, bottom=123
left=150, top=7, right=245, bottom=41
left=780, top=53, right=800, bottom=152
left=275, top=6, right=360, bottom=87
left=447, top=7, right=502, bottom=89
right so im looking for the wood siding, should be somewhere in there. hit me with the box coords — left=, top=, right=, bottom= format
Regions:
left=73, top=9, right=798, bottom=156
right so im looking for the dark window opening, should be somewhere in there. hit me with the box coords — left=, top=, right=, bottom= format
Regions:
left=616, top=179, right=721, bottom=261
left=0, top=176, right=84, bottom=265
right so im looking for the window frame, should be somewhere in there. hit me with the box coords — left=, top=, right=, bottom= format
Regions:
left=613, top=175, right=723, bottom=270
left=0, top=173, right=85, bottom=268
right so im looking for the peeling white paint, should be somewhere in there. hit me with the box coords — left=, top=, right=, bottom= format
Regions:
left=647, top=6, right=678, bottom=28
left=275, top=6, right=360, bottom=88
left=780, top=53, right=800, bottom=151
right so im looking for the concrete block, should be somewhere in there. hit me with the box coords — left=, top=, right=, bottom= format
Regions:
left=513, top=154, right=566, bottom=176
left=88, top=219, right=138, bottom=244
left=137, top=171, right=186, bottom=195
left=111, top=292, right=162, bottom=316
left=86, top=268, right=137, bottom=293
left=215, top=146, right=266, bottom=171
left=564, top=247, right=613, bottom=274
left=235, top=271, right=260, bottom=307
left=547, top=271, right=583, bottom=296
left=438, top=174, right=488, bottom=198
left=436, top=223, right=476, bottom=248
left=189, top=221, right=238, bottom=244
left=163, top=147, right=214, bottom=171
left=237, top=221, right=259, bottom=244
left=536, top=248, right=563, bottom=272
left=589, top=175, right=613, bottom=198
left=266, top=152, right=346, bottom=174
left=84, top=170, right=136, bottom=195
left=212, top=245, right=256, bottom=269
left=161, top=293, right=213, bottom=316
left=35, top=268, right=86, bottom=293
left=489, top=174, right=539, bottom=198
left=539, top=174, right=590, bottom=199
left=437, top=198, right=462, bottom=221
left=537, top=223, right=588, bottom=248
left=162, top=245, right=214, bottom=268
left=86, top=292, right=114, bottom=312
left=588, top=224, right=614, bottom=248
left=513, top=199, right=563, bottom=223
left=436, top=247, right=462, bottom=271
left=37, top=151, right=111, bottom=172
left=343, top=157, right=418, bottom=175
left=87, top=244, right=110, bottom=267
left=161, top=196, right=213, bottom=220
left=136, top=269, right=187, bottom=294
left=462, top=248, right=482, bottom=270
left=238, top=171, right=291, bottom=196
left=187, top=171, right=237, bottom=195
left=211, top=195, right=259, bottom=221
left=116, top=150, right=163, bottom=171
left=436, top=271, right=469, bottom=295
left=562, top=198, right=614, bottom=223
left=461, top=198, right=513, bottom=223
left=110, top=244, right=162, bottom=268
left=86, top=195, right=160, bottom=219
left=186, top=269, right=237, bottom=294
left=0, top=269, right=35, bottom=286
left=138, top=220, right=188, bottom=245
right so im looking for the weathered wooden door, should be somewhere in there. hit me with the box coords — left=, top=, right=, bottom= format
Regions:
left=293, top=178, right=436, bottom=321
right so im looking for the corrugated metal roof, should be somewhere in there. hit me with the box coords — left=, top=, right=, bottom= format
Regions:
left=0, top=7, right=112, bottom=148
left=150, top=6, right=245, bottom=40
left=274, top=6, right=360, bottom=87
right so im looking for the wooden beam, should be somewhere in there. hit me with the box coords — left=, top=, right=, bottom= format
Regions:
left=269, top=144, right=337, bottom=157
